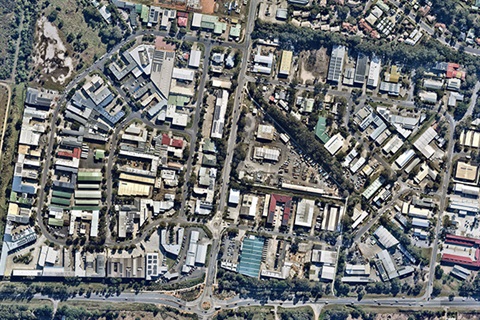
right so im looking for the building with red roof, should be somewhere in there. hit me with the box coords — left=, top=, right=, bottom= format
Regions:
left=177, top=12, right=188, bottom=27
left=267, top=194, right=293, bottom=227
left=161, top=134, right=184, bottom=148
left=441, top=234, right=480, bottom=269
left=57, top=148, right=81, bottom=159
left=446, top=63, right=466, bottom=81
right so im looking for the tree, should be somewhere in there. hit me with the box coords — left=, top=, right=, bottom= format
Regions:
left=432, top=283, right=442, bottom=297
left=34, top=305, right=53, bottom=319
left=435, top=265, right=444, bottom=280
left=169, top=22, right=178, bottom=36
left=47, top=10, right=58, bottom=22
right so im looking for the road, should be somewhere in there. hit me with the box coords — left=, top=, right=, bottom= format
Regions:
left=198, top=0, right=261, bottom=305
left=424, top=113, right=455, bottom=299
left=462, top=81, right=480, bottom=121
left=178, top=44, right=212, bottom=217
left=31, top=291, right=480, bottom=319
left=216, top=0, right=260, bottom=215
left=354, top=187, right=410, bottom=242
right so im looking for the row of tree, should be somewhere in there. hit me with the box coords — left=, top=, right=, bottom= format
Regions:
left=249, top=83, right=352, bottom=193
left=217, top=269, right=327, bottom=301
left=252, top=20, right=480, bottom=85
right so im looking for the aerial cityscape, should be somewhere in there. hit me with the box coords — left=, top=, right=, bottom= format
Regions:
left=2, top=0, right=480, bottom=319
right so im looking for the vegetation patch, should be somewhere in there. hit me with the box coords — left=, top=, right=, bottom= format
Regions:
left=278, top=306, right=314, bottom=320
left=213, top=306, right=275, bottom=320
left=0, top=1, right=20, bottom=80
left=32, top=0, right=123, bottom=89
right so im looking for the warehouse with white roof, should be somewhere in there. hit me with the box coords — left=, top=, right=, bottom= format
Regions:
left=413, top=127, right=437, bottom=159
left=324, top=133, right=345, bottom=155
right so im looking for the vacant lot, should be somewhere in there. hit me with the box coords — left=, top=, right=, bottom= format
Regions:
left=32, top=0, right=108, bottom=90
left=300, top=48, right=329, bottom=83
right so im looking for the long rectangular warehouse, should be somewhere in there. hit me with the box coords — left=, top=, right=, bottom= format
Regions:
left=74, top=190, right=102, bottom=199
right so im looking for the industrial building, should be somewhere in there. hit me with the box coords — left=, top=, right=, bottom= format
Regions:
left=256, top=124, right=275, bottom=141
left=367, top=55, right=381, bottom=88
left=374, top=226, right=399, bottom=249
left=455, top=162, right=478, bottom=182
left=413, top=127, right=437, bottom=159
left=395, top=149, right=415, bottom=169
left=211, top=90, right=229, bottom=139
left=354, top=53, right=369, bottom=85
left=237, top=236, right=265, bottom=278
left=454, top=183, right=479, bottom=197
left=265, top=194, right=293, bottom=227
left=294, top=199, right=315, bottom=228
left=327, top=45, right=346, bottom=83
left=278, top=50, right=293, bottom=78
left=253, top=146, right=281, bottom=162
left=240, top=195, right=259, bottom=218
left=324, top=133, right=345, bottom=155
left=419, top=91, right=438, bottom=104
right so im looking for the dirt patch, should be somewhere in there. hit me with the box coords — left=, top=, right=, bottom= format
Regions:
left=201, top=0, right=215, bottom=14
left=33, top=16, right=73, bottom=86
left=300, top=48, right=329, bottom=83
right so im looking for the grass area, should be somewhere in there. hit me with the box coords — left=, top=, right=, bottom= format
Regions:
left=321, top=305, right=446, bottom=320
left=35, top=0, right=108, bottom=89
left=57, top=300, right=198, bottom=320
left=0, top=1, right=18, bottom=80
left=420, top=247, right=432, bottom=263
left=213, top=306, right=275, bottom=320
left=278, top=306, right=314, bottom=320
left=0, top=85, right=9, bottom=137
left=58, top=300, right=158, bottom=312
left=166, top=257, right=176, bottom=269
left=176, top=287, right=202, bottom=301
left=436, top=273, right=461, bottom=297
left=0, top=299, right=53, bottom=309
left=0, top=83, right=26, bottom=246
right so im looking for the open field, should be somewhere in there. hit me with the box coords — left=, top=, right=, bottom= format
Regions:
left=213, top=306, right=275, bottom=320
left=31, top=0, right=108, bottom=90
left=278, top=306, right=314, bottom=320
left=58, top=300, right=198, bottom=319
left=0, top=1, right=19, bottom=80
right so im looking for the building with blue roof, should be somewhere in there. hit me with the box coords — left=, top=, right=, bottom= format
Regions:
left=12, top=176, right=36, bottom=195
left=238, top=236, right=265, bottom=278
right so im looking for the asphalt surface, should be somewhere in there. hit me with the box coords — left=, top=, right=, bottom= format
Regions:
left=32, top=291, right=480, bottom=319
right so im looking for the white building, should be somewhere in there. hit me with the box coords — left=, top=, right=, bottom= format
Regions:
left=367, top=55, right=381, bottom=88
left=324, top=133, right=345, bottom=155
left=211, top=90, right=229, bottom=139
left=294, top=199, right=315, bottom=227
